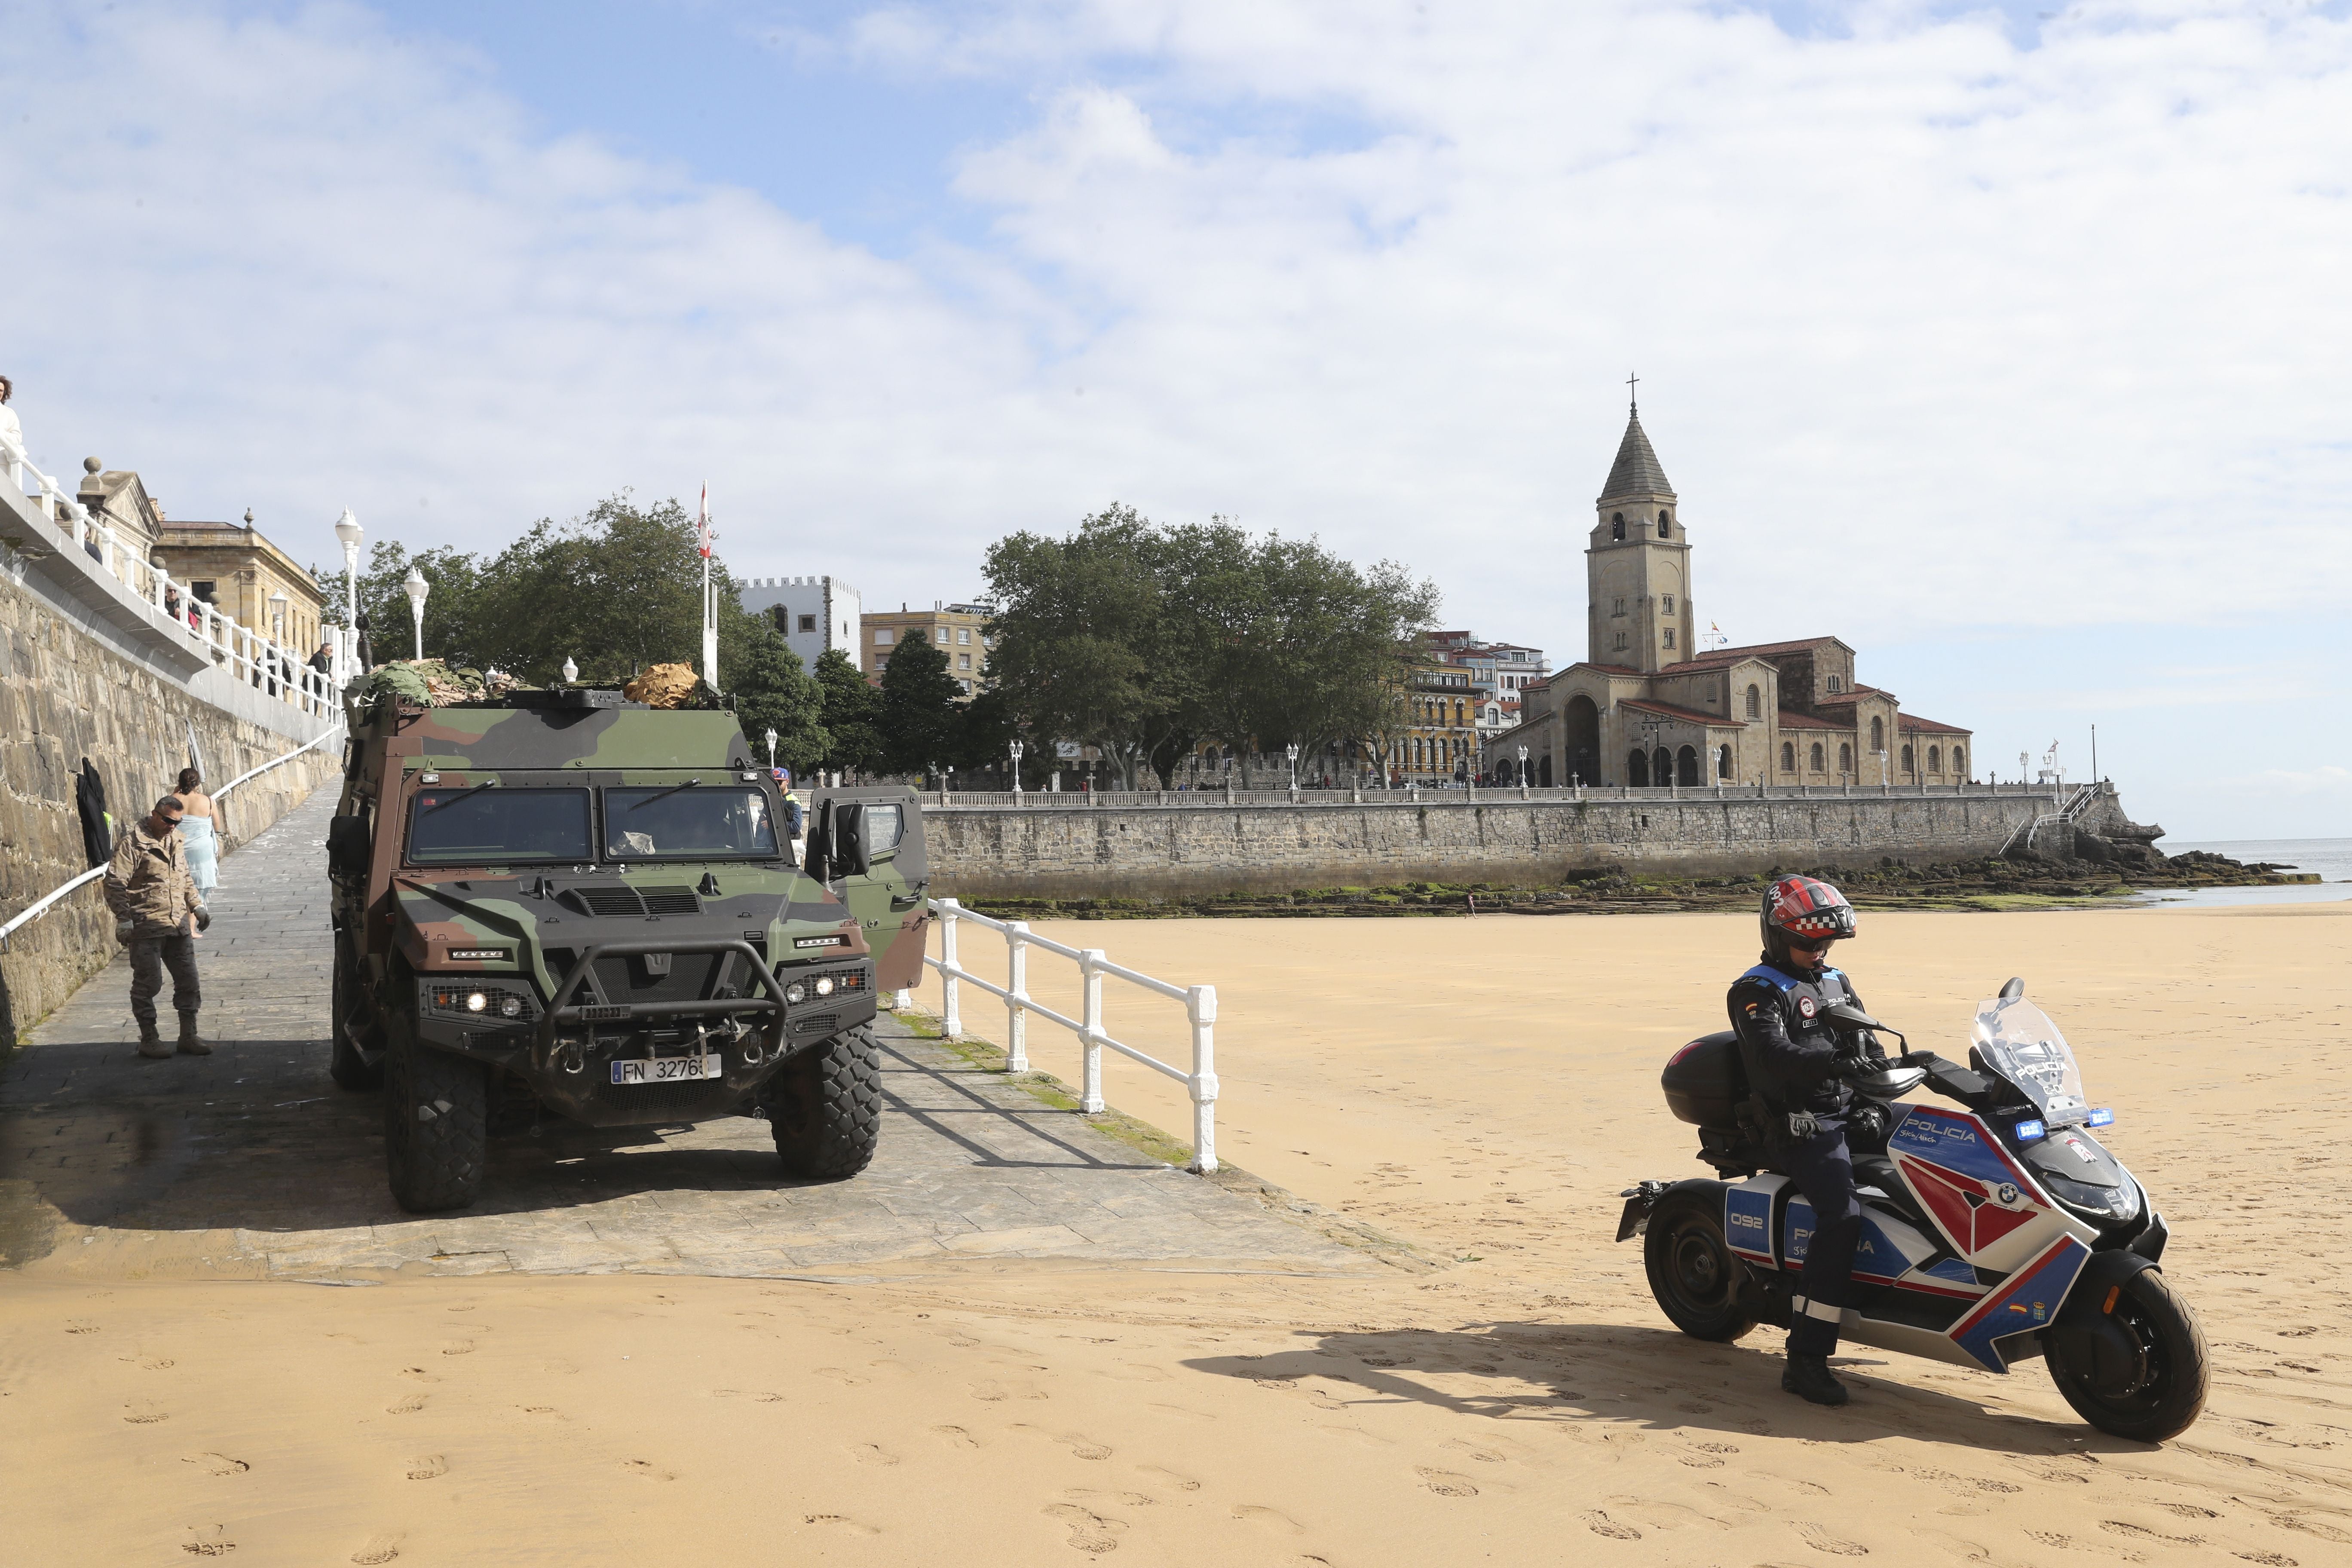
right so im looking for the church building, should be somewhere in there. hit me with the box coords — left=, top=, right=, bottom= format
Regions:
left=1488, top=405, right=1973, bottom=790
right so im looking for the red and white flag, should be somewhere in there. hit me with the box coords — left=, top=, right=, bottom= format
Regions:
left=697, top=484, right=713, bottom=559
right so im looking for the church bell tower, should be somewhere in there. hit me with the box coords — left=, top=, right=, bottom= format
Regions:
left=1586, top=393, right=1691, bottom=674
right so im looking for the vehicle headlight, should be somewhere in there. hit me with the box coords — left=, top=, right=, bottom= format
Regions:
left=466, top=991, right=488, bottom=1013
left=815, top=975, right=835, bottom=997
left=499, top=995, right=524, bottom=1019
left=784, top=980, right=807, bottom=1004
left=2041, top=1171, right=2140, bottom=1223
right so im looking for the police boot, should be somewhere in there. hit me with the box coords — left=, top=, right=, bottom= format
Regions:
left=1782, top=1354, right=1850, bottom=1407
left=175, top=1012, right=211, bottom=1057
left=136, top=1020, right=172, bottom=1060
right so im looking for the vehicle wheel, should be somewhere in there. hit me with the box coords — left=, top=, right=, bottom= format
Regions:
left=328, top=941, right=384, bottom=1091
left=382, top=999, right=488, bottom=1213
left=1643, top=1187, right=1761, bottom=1341
left=2046, top=1268, right=2209, bottom=1442
left=766, top=1023, right=882, bottom=1180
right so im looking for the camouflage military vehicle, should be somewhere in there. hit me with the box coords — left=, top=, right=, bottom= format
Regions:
left=324, top=689, right=929, bottom=1213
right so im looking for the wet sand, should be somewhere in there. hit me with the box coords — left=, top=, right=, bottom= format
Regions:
left=6, top=904, right=2348, bottom=1565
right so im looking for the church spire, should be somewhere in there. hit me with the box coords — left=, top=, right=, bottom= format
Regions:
left=1599, top=398, right=1675, bottom=502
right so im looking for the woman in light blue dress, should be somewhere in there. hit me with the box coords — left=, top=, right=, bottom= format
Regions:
left=175, top=768, right=220, bottom=903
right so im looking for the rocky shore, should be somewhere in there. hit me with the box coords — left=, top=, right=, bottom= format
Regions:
left=965, top=845, right=2320, bottom=920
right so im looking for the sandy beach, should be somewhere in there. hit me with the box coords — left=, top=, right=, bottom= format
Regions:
left=6, top=902, right=2348, bottom=1565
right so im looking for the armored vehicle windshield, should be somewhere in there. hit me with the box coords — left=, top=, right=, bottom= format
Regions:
left=603, top=784, right=778, bottom=861
left=407, top=786, right=593, bottom=865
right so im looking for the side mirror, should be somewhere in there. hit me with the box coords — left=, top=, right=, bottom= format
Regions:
left=326, top=815, right=368, bottom=879
left=833, top=802, right=870, bottom=879
left=1823, top=1001, right=1880, bottom=1031
left=1999, top=976, right=2025, bottom=1000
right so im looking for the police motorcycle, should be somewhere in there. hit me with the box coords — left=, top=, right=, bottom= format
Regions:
left=1617, top=978, right=2208, bottom=1441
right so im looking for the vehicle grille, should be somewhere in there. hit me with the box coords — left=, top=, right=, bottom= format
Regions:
left=591, top=951, right=725, bottom=1007
left=565, top=885, right=647, bottom=916
left=639, top=885, right=701, bottom=914
left=791, top=1011, right=839, bottom=1036
left=592, top=1078, right=739, bottom=1118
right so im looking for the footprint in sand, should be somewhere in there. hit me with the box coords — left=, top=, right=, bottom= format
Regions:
left=1232, top=1504, right=1305, bottom=1535
left=814, top=1366, right=868, bottom=1386
left=1043, top=1503, right=1127, bottom=1554
left=802, top=1514, right=882, bottom=1537
left=970, top=1378, right=1046, bottom=1403
left=439, top=1341, right=475, bottom=1357
left=350, top=1532, right=403, bottom=1565
left=850, top=1443, right=900, bottom=1466
left=142, top=1357, right=177, bottom=1371
left=1415, top=1467, right=1478, bottom=1498
left=1135, top=1464, right=1201, bottom=1493
left=622, top=1459, right=677, bottom=1481
left=1580, top=1510, right=1639, bottom=1539
left=386, top=1393, right=426, bottom=1415
left=65, top=1319, right=98, bottom=1334
left=123, top=1400, right=168, bottom=1424
left=1441, top=1440, right=1507, bottom=1463
left=181, top=1524, right=234, bottom=1556
left=2231, top=1552, right=2296, bottom=1566
left=933, top=1425, right=980, bottom=1449
left=396, top=1367, right=437, bottom=1382
left=404, top=1455, right=447, bottom=1481
left=1011, top=1426, right=1112, bottom=1461
left=1796, top=1522, right=1869, bottom=1556
left=181, top=1453, right=250, bottom=1476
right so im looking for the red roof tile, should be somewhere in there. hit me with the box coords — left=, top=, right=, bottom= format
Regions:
left=1620, top=698, right=1744, bottom=727
left=1774, top=710, right=1845, bottom=730
left=1899, top=714, right=1971, bottom=735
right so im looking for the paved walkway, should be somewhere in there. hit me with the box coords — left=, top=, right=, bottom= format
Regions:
left=0, top=788, right=1370, bottom=1280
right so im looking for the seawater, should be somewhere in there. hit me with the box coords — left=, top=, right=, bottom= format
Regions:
left=2136, top=836, right=2352, bottom=908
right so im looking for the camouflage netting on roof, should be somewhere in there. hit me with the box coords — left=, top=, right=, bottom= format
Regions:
left=622, top=662, right=724, bottom=710
left=355, top=660, right=528, bottom=717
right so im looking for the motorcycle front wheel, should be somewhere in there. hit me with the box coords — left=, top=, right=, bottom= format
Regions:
left=2045, top=1268, right=2209, bottom=1442
left=1643, top=1188, right=1760, bottom=1341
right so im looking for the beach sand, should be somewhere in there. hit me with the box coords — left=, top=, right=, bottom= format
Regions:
left=5, top=904, right=2347, bottom=1565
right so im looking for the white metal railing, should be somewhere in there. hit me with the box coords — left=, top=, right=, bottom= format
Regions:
left=903, top=897, right=1221, bottom=1173
left=2, top=426, right=352, bottom=720
left=925, top=779, right=2060, bottom=809
left=0, top=721, right=343, bottom=953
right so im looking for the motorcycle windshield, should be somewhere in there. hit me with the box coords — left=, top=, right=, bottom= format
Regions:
left=1971, top=994, right=2092, bottom=1126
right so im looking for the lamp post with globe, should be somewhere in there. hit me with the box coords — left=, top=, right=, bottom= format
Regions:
left=332, top=509, right=363, bottom=684
left=1010, top=738, right=1024, bottom=798
left=1518, top=744, right=1530, bottom=799
left=403, top=566, right=429, bottom=662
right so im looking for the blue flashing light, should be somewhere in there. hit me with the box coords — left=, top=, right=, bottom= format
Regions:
left=2087, top=1107, right=2115, bottom=1127
left=2014, top=1119, right=2047, bottom=1142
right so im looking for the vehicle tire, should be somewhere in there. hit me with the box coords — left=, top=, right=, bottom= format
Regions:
left=766, top=1023, right=882, bottom=1180
left=2046, top=1268, right=2209, bottom=1442
left=382, top=998, right=489, bottom=1213
left=1643, top=1187, right=1761, bottom=1341
left=328, top=941, right=384, bottom=1091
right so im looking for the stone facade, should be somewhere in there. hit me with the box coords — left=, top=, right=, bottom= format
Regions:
left=0, top=540, right=340, bottom=1047
left=1488, top=407, right=1973, bottom=791
left=924, top=784, right=2097, bottom=903
left=152, top=513, right=329, bottom=664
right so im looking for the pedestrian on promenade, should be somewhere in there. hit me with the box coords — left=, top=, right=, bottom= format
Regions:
left=172, top=768, right=221, bottom=904
left=103, top=793, right=211, bottom=1059
left=308, top=637, right=334, bottom=680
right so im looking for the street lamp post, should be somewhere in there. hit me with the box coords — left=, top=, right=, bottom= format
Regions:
left=1010, top=738, right=1025, bottom=797
left=402, top=566, right=429, bottom=662
left=333, top=508, right=362, bottom=685
left=562, top=656, right=578, bottom=686
left=765, top=727, right=778, bottom=771
left=1284, top=741, right=1300, bottom=801
left=1518, top=744, right=1530, bottom=799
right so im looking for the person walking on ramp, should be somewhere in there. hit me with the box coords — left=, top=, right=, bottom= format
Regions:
left=104, top=793, right=211, bottom=1058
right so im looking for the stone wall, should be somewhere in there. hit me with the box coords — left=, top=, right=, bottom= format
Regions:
left=926, top=785, right=2100, bottom=902
left=0, top=540, right=341, bottom=1046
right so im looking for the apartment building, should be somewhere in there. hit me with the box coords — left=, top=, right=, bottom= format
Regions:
left=863, top=600, right=995, bottom=697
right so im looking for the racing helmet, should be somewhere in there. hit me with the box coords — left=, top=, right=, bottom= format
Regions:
left=1761, top=874, right=1856, bottom=963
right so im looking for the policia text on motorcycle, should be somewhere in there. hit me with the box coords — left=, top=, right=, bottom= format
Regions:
left=1728, top=875, right=1880, bottom=1407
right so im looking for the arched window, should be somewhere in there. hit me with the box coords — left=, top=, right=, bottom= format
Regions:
left=1781, top=741, right=1795, bottom=773
left=1952, top=747, right=1966, bottom=777
left=1657, top=510, right=1672, bottom=536
left=1654, top=747, right=1673, bottom=786
left=1745, top=684, right=1761, bottom=719
left=1870, top=716, right=1884, bottom=752
left=1839, top=743, right=1853, bottom=773
left=1901, top=744, right=1915, bottom=774
left=1717, top=744, right=1732, bottom=779
left=1827, top=675, right=1842, bottom=693
left=1810, top=742, right=1825, bottom=772
left=1928, top=745, right=1942, bottom=773
left=1627, top=749, right=1650, bottom=787
left=1676, top=745, right=1700, bottom=786
left=1611, top=512, right=1626, bottom=541
left=1539, top=754, right=1554, bottom=787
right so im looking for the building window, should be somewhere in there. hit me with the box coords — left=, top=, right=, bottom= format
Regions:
left=1613, top=631, right=1629, bottom=652
left=1662, top=628, right=1676, bottom=649
left=958, top=628, right=971, bottom=645
left=797, top=614, right=817, bottom=633
left=1781, top=741, right=1795, bottom=773
left=1611, top=597, right=1626, bottom=616
left=1827, top=675, right=1842, bottom=693
left=1745, top=684, right=1761, bottom=719
left=1902, top=744, right=1915, bottom=774
left=958, top=653, right=971, bottom=670
left=1810, top=742, right=1825, bottom=772
left=1661, top=594, right=1675, bottom=614
left=1870, top=716, right=1884, bottom=752
left=1660, top=510, right=1672, bottom=533
left=1953, top=747, right=1966, bottom=776
left=1928, top=744, right=1942, bottom=773
left=873, top=628, right=893, bottom=646
left=959, top=679, right=972, bottom=694
left=1839, top=743, right=1853, bottom=773
left=1718, top=744, right=1732, bottom=779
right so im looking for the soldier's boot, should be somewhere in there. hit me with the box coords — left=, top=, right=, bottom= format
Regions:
left=136, top=1020, right=172, bottom=1060
left=175, top=1012, right=211, bottom=1057
left=1781, top=1354, right=1850, bottom=1407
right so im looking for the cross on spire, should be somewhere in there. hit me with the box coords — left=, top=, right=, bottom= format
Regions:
left=1626, top=371, right=1639, bottom=413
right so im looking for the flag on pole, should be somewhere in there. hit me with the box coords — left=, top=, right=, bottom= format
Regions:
left=698, top=484, right=713, bottom=558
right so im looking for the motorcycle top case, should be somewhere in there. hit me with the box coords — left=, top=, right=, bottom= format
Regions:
left=1663, top=1032, right=1746, bottom=1128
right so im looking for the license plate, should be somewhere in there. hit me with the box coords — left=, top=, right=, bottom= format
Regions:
left=610, top=1054, right=723, bottom=1085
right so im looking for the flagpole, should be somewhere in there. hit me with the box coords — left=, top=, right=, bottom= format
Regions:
left=699, top=484, right=719, bottom=688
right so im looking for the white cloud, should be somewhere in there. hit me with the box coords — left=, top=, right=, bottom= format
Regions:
left=3, top=0, right=2349, bottom=670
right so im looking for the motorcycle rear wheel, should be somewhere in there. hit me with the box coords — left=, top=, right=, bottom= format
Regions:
left=1644, top=1188, right=1760, bottom=1341
left=2045, top=1268, right=2208, bottom=1442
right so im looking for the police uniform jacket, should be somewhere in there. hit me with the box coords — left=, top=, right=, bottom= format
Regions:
left=1727, top=957, right=1870, bottom=1117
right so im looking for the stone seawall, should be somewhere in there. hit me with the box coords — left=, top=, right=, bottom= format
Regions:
left=928, top=787, right=2107, bottom=902
left=0, top=555, right=341, bottom=1046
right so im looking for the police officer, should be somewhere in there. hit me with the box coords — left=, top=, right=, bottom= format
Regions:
left=774, top=767, right=805, bottom=851
left=1728, top=874, right=1883, bottom=1407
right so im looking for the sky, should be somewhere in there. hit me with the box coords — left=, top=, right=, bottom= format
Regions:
left=3, top=0, right=2348, bottom=842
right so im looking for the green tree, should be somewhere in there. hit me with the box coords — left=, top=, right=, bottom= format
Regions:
left=812, top=647, right=886, bottom=777
left=722, top=616, right=828, bottom=775
left=953, top=687, right=1021, bottom=778
left=877, top=631, right=960, bottom=778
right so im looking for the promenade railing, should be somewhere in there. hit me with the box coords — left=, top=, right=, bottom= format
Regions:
left=903, top=897, right=1221, bottom=1173
left=921, top=779, right=2064, bottom=809
left=2, top=429, right=349, bottom=721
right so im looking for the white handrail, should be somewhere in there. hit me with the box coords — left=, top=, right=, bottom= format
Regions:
left=906, top=897, right=1221, bottom=1173
left=0, top=722, right=344, bottom=952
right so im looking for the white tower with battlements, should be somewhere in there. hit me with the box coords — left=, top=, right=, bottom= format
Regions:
left=737, top=575, right=864, bottom=671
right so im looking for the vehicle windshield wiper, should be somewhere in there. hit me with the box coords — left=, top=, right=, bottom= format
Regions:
left=423, top=780, right=500, bottom=814
left=628, top=778, right=701, bottom=809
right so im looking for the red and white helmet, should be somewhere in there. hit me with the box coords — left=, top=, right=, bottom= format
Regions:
left=1761, top=875, right=1856, bottom=961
